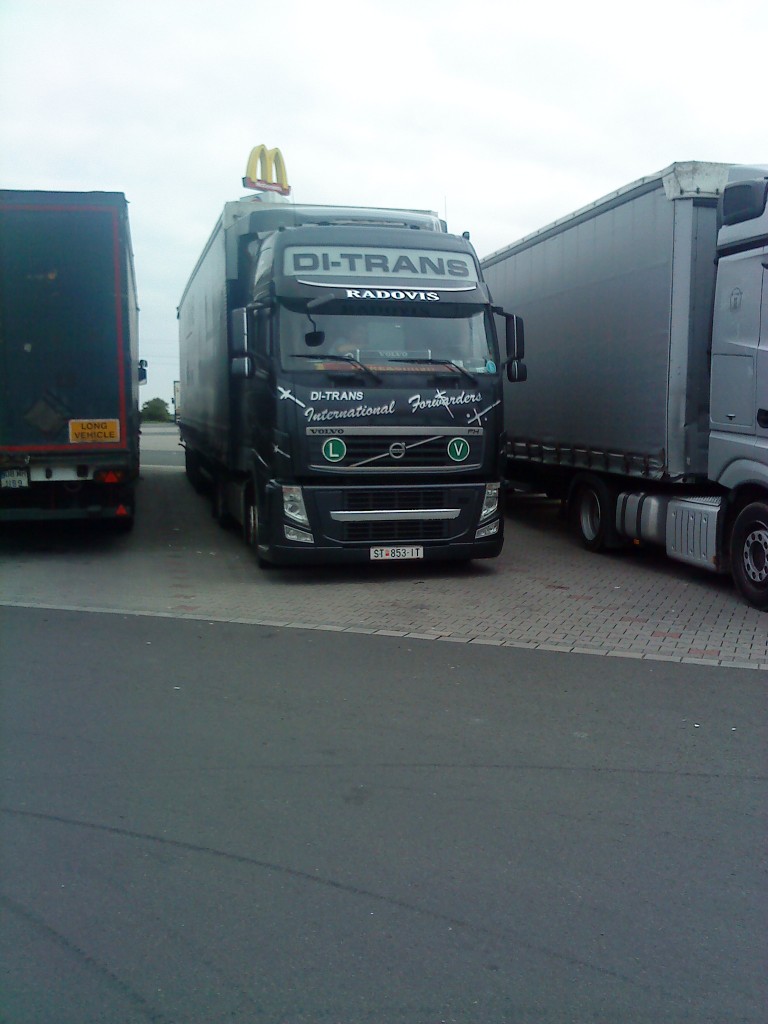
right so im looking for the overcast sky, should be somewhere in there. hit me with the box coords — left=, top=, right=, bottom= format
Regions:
left=1, top=0, right=764, bottom=406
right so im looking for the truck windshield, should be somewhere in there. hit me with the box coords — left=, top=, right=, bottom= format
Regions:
left=278, top=307, right=496, bottom=374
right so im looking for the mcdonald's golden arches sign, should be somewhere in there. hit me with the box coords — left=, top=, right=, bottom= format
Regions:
left=243, top=145, right=291, bottom=195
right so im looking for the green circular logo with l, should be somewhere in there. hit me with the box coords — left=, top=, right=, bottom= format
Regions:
left=322, top=437, right=347, bottom=463
left=447, top=437, right=471, bottom=462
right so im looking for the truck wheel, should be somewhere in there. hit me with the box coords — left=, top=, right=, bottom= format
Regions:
left=211, top=476, right=233, bottom=527
left=730, top=502, right=768, bottom=610
left=572, top=477, right=620, bottom=553
left=109, top=513, right=134, bottom=533
left=243, top=486, right=271, bottom=568
left=105, top=485, right=135, bottom=533
left=184, top=448, right=205, bottom=493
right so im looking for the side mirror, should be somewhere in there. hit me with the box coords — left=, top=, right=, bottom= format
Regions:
left=231, top=356, right=254, bottom=379
left=138, top=359, right=148, bottom=385
left=305, top=330, right=325, bottom=347
left=231, top=307, right=249, bottom=354
left=507, top=359, right=527, bottom=383
left=505, top=314, right=524, bottom=361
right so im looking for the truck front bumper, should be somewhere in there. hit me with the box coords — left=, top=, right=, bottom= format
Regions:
left=258, top=480, right=504, bottom=565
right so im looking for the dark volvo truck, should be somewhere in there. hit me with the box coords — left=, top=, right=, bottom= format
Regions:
left=0, top=190, right=142, bottom=527
left=178, top=195, right=525, bottom=565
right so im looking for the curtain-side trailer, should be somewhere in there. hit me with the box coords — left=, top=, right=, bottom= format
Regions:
left=482, top=162, right=768, bottom=608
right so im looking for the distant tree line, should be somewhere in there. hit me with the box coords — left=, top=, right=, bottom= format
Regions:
left=140, top=398, right=173, bottom=422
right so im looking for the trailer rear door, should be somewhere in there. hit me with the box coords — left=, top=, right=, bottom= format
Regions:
left=0, top=201, right=127, bottom=453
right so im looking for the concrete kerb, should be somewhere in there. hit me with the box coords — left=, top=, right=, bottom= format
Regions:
left=1, top=601, right=766, bottom=671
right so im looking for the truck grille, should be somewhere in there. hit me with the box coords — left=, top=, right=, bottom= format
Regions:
left=344, top=488, right=451, bottom=511
left=343, top=520, right=449, bottom=542
left=307, top=427, right=483, bottom=473
left=325, top=486, right=471, bottom=544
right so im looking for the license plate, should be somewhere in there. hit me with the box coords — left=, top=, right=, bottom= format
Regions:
left=1, top=468, right=29, bottom=489
left=370, top=546, right=424, bottom=560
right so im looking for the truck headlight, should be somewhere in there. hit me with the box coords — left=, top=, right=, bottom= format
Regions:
left=282, top=485, right=309, bottom=526
left=480, top=483, right=500, bottom=522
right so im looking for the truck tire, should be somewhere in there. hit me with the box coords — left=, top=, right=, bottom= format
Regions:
left=106, top=484, right=135, bottom=533
left=109, top=512, right=134, bottom=533
left=730, top=502, right=768, bottom=610
left=243, top=485, right=271, bottom=568
left=211, top=476, right=233, bottom=527
left=184, top=447, right=205, bottom=493
left=571, top=476, right=621, bottom=553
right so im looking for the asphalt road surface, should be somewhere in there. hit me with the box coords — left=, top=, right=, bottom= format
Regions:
left=0, top=424, right=766, bottom=1023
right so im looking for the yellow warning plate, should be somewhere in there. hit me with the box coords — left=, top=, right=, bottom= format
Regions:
left=68, top=419, right=121, bottom=443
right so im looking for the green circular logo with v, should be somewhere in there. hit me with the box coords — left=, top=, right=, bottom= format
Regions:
left=447, top=437, right=471, bottom=462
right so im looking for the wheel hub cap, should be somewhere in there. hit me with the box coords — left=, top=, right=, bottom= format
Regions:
left=581, top=493, right=600, bottom=541
left=743, top=527, right=768, bottom=584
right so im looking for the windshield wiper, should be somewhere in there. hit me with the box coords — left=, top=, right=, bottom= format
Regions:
left=388, top=357, right=478, bottom=384
left=291, top=353, right=382, bottom=384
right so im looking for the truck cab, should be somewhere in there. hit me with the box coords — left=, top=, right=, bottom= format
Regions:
left=178, top=197, right=525, bottom=565
left=709, top=166, right=768, bottom=483
left=709, top=167, right=768, bottom=605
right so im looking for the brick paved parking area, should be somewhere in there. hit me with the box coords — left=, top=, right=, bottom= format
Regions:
left=0, top=428, right=765, bottom=671
left=491, top=495, right=767, bottom=669
left=232, top=492, right=767, bottom=671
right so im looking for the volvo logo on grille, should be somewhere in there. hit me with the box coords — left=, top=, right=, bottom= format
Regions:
left=389, top=441, right=407, bottom=460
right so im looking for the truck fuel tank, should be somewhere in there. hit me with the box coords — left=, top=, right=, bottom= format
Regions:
left=617, top=492, right=723, bottom=571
